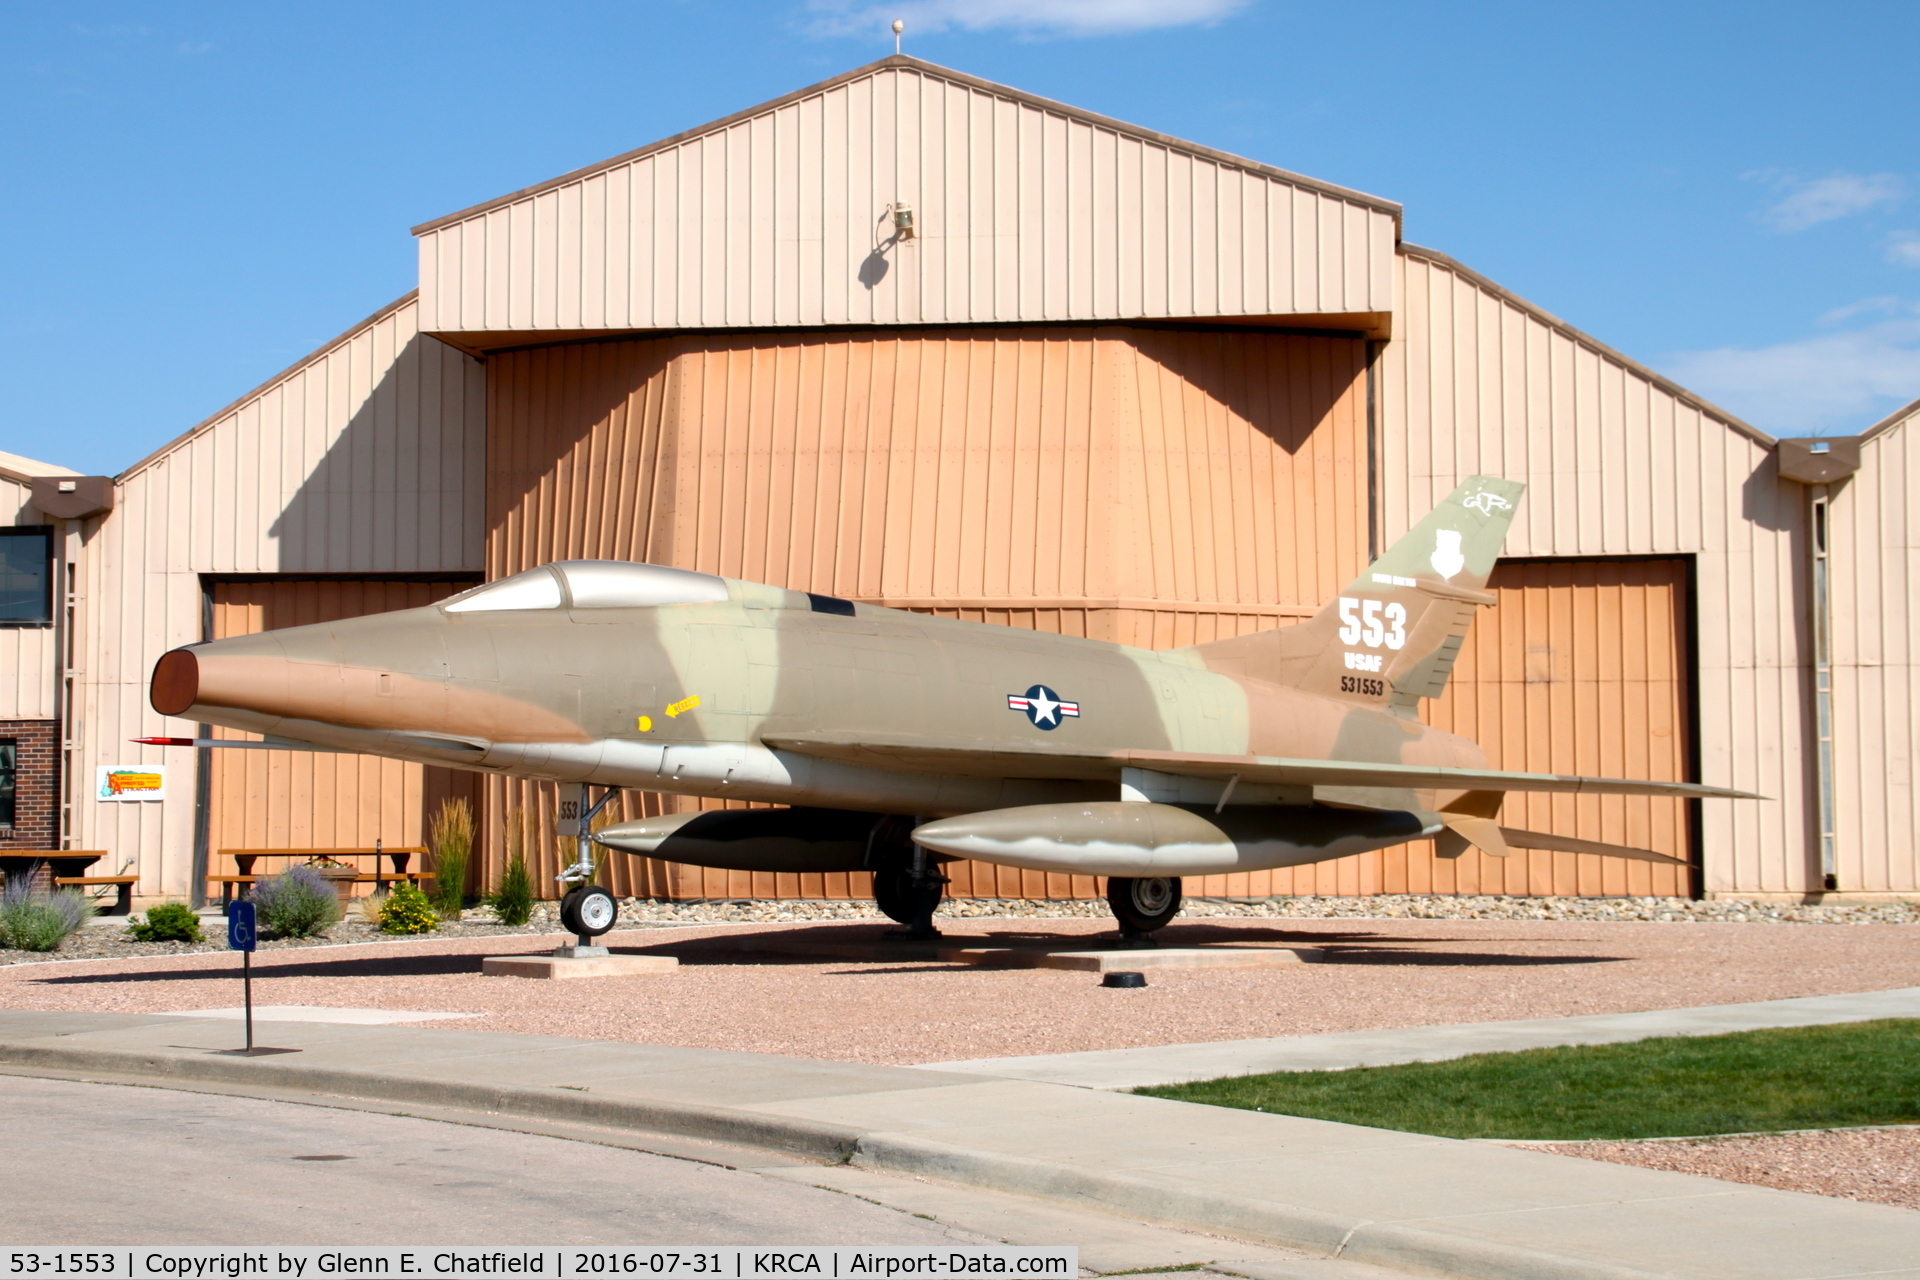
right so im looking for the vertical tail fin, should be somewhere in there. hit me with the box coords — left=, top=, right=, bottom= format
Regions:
left=1184, top=476, right=1524, bottom=715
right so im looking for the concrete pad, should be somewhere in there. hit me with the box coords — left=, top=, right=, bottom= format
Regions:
left=923, top=985, right=1920, bottom=1088
left=153, top=1005, right=480, bottom=1024
left=482, top=953, right=678, bottom=979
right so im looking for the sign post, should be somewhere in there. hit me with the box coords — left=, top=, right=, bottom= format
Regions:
left=226, top=899, right=257, bottom=1053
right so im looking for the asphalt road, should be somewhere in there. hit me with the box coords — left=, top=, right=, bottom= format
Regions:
left=0, top=1076, right=984, bottom=1245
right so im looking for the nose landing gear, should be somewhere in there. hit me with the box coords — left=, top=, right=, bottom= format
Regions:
left=1106, top=875, right=1182, bottom=942
left=557, top=784, right=623, bottom=953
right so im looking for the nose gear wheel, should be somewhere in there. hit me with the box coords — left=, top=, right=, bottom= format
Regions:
left=1106, top=875, right=1181, bottom=934
left=560, top=885, right=618, bottom=938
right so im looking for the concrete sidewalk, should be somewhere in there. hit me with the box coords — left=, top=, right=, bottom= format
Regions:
left=919, top=987, right=1920, bottom=1089
left=0, top=1009, right=1912, bottom=1279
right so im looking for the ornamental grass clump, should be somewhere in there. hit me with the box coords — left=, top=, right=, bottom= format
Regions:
left=128, top=902, right=203, bottom=943
left=379, top=879, right=439, bottom=934
left=485, top=807, right=535, bottom=927
left=429, top=797, right=473, bottom=919
left=0, top=882, right=93, bottom=952
left=253, top=865, right=342, bottom=939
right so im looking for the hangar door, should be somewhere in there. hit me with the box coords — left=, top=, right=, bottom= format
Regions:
left=1201, top=556, right=1696, bottom=899
left=205, top=578, right=481, bottom=864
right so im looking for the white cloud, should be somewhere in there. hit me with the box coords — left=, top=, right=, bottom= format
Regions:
left=1817, top=296, right=1901, bottom=325
left=1888, top=231, right=1920, bottom=267
left=808, top=0, right=1249, bottom=37
left=1747, top=170, right=1902, bottom=232
left=1662, top=305, right=1920, bottom=434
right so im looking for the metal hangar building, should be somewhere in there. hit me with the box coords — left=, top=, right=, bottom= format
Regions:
left=3, top=57, right=1914, bottom=907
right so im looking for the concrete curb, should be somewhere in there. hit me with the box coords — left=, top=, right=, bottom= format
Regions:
left=0, top=1033, right=1798, bottom=1280
left=0, top=1039, right=865, bottom=1162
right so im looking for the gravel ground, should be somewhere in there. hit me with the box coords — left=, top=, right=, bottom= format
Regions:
left=3, top=910, right=1917, bottom=1065
left=12, top=892, right=1918, bottom=968
left=1533, top=1127, right=1920, bottom=1213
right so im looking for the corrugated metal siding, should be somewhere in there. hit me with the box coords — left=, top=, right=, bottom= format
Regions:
left=1383, top=249, right=1807, bottom=894
left=1830, top=408, right=1919, bottom=892
left=208, top=579, right=480, bottom=863
left=417, top=63, right=1397, bottom=338
left=481, top=325, right=1369, bottom=897
left=0, top=475, right=57, bottom=720
left=70, top=297, right=487, bottom=899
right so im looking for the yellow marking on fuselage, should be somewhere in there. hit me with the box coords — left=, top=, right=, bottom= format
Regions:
left=636, top=715, right=653, bottom=732
left=664, top=695, right=701, bottom=718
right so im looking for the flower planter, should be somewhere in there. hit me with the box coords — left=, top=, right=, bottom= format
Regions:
left=311, top=865, right=360, bottom=909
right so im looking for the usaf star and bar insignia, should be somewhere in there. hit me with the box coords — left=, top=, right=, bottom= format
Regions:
left=1008, top=684, right=1080, bottom=730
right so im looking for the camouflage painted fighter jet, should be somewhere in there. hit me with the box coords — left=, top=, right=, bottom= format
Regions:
left=148, top=477, right=1757, bottom=940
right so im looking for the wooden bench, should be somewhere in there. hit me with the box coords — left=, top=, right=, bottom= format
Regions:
left=210, top=847, right=430, bottom=903
left=53, top=875, right=139, bottom=916
left=0, top=851, right=109, bottom=893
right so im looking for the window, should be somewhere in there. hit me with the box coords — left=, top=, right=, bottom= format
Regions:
left=0, top=740, right=14, bottom=828
left=0, top=527, right=53, bottom=625
left=441, top=561, right=729, bottom=613
left=555, top=561, right=728, bottom=609
left=441, top=566, right=565, bottom=613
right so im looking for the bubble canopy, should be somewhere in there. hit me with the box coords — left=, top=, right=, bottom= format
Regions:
left=441, top=561, right=730, bottom=613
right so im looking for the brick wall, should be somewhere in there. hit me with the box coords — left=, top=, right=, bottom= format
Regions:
left=0, top=720, right=60, bottom=851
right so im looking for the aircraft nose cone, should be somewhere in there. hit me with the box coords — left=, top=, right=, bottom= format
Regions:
left=150, top=635, right=299, bottom=719
left=150, top=648, right=200, bottom=716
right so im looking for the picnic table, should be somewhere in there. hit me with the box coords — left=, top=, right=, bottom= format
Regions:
left=208, top=845, right=430, bottom=903
left=0, top=851, right=138, bottom=914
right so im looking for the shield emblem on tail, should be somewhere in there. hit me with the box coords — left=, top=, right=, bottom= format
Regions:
left=1431, top=528, right=1466, bottom=580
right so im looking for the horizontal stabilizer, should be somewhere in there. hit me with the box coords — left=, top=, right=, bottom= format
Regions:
left=763, top=733, right=1764, bottom=802
left=1497, top=827, right=1691, bottom=868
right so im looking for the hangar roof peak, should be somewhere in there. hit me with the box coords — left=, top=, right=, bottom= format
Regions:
left=411, top=55, right=1400, bottom=344
left=412, top=55, right=1399, bottom=237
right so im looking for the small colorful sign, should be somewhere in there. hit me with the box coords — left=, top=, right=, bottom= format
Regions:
left=98, top=764, right=167, bottom=802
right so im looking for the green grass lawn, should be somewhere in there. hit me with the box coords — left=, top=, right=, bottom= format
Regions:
left=1135, top=1019, right=1920, bottom=1141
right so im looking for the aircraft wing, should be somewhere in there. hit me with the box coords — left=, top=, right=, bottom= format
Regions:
left=762, top=733, right=1764, bottom=801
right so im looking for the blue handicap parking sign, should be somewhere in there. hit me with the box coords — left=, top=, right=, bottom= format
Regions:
left=226, top=899, right=257, bottom=952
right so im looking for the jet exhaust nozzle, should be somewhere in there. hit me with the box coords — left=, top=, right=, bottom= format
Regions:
left=910, top=801, right=1438, bottom=877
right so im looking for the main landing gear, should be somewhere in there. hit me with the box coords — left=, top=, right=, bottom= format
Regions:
left=868, top=816, right=946, bottom=939
left=1106, top=875, right=1182, bottom=943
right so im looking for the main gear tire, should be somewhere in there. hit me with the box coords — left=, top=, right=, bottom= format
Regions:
left=872, top=867, right=943, bottom=926
left=1106, top=875, right=1182, bottom=934
left=559, top=885, right=618, bottom=938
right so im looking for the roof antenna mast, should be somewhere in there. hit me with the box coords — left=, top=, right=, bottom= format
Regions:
left=892, top=18, right=904, bottom=55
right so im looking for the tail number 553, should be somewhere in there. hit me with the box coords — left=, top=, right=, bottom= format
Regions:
left=1337, top=598, right=1408, bottom=650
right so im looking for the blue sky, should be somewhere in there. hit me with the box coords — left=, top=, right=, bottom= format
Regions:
left=5, top=1, right=1918, bottom=475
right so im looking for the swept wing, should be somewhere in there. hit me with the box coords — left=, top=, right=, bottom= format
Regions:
left=763, top=732, right=1762, bottom=801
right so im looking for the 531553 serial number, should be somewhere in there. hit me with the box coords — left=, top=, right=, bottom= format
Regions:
left=10, top=1256, right=118, bottom=1275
